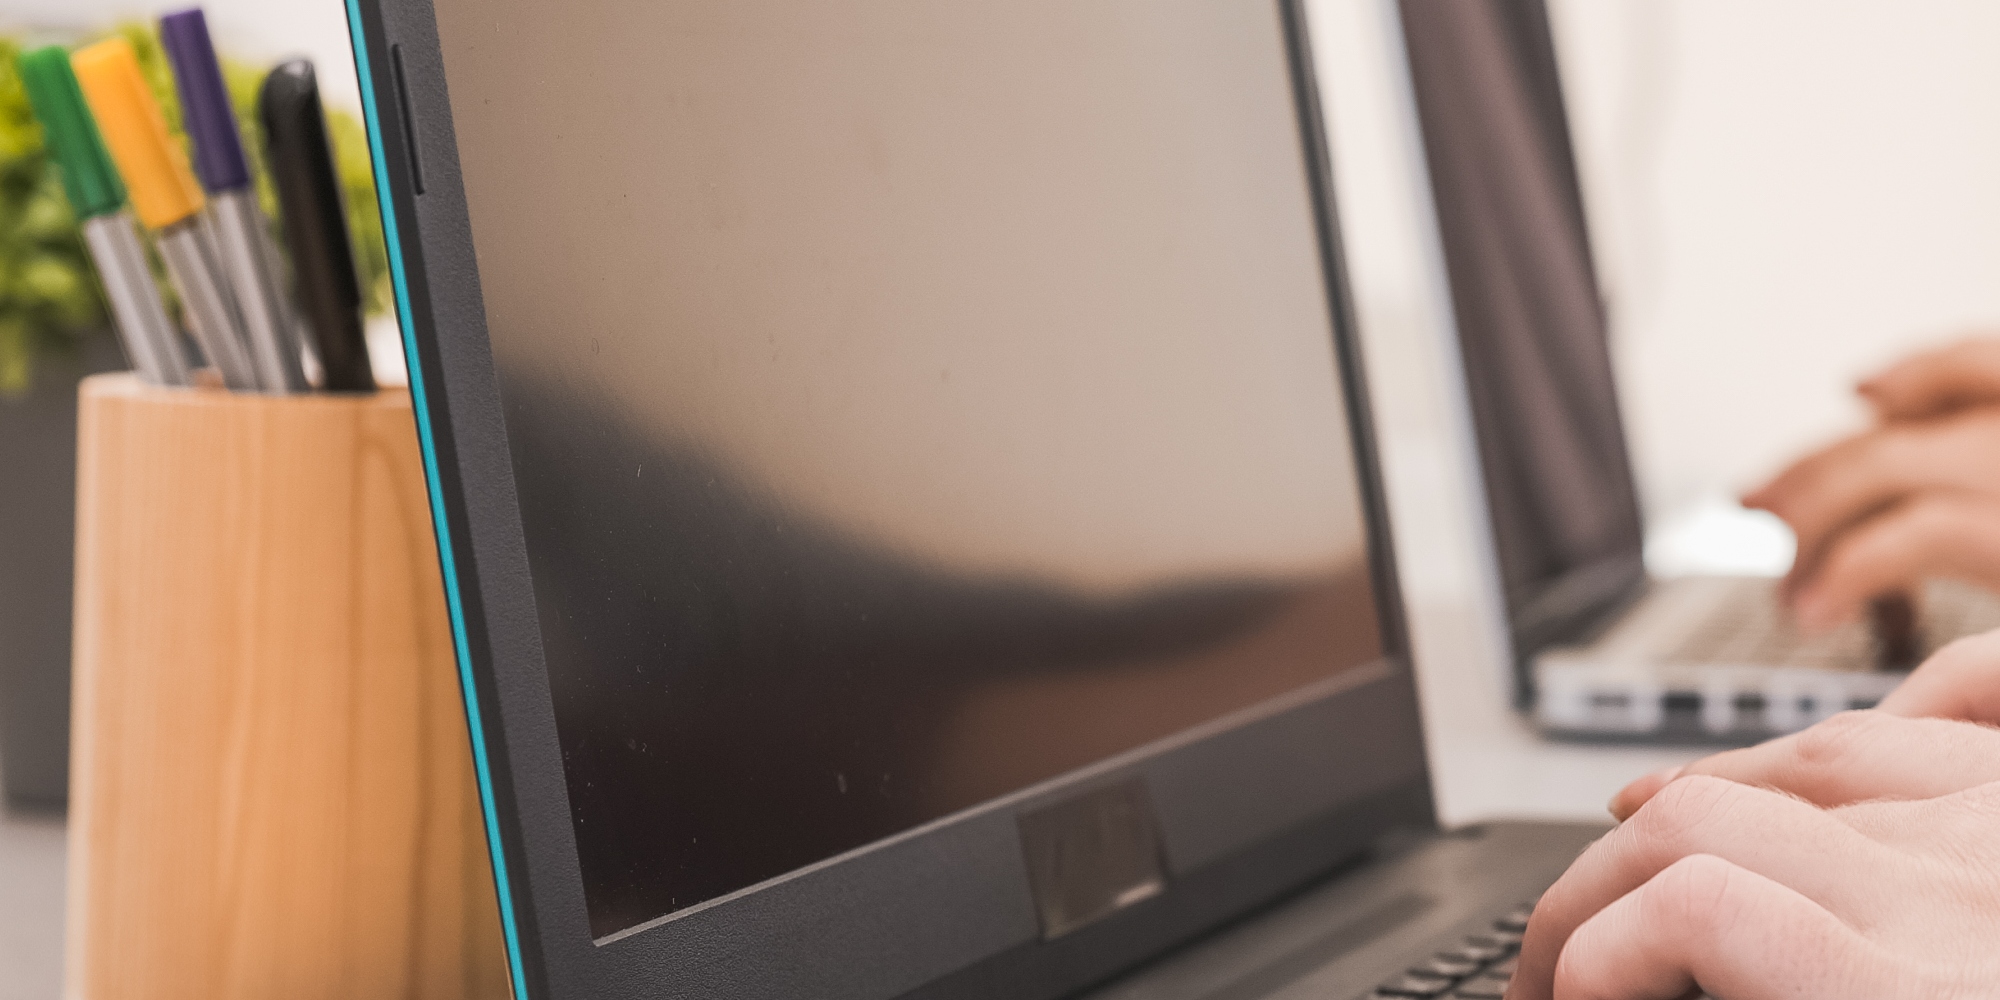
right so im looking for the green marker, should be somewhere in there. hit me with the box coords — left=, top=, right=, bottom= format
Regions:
left=18, top=46, right=189, bottom=387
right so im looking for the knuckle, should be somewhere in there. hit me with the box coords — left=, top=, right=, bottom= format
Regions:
left=1644, top=854, right=1741, bottom=932
left=1630, top=774, right=1742, bottom=851
left=1792, top=710, right=1883, bottom=771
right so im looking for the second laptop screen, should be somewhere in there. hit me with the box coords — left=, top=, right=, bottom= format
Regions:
left=1400, top=0, right=1647, bottom=657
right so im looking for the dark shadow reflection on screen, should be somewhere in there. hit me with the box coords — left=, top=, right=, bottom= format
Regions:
left=508, top=383, right=1380, bottom=937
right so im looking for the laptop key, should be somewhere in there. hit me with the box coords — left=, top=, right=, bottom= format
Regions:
left=1410, top=956, right=1482, bottom=980
left=1440, top=941, right=1508, bottom=964
left=1366, top=901, right=1536, bottom=1000
left=1374, top=973, right=1456, bottom=997
left=1493, top=905, right=1534, bottom=933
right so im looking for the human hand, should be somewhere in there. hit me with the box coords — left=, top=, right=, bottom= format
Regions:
left=1606, top=709, right=2000, bottom=822
left=1857, top=336, right=2000, bottom=422
left=1506, top=770, right=2000, bottom=999
left=1741, top=407, right=2000, bottom=630
left=1541, top=635, right=2000, bottom=1000
left=1606, top=628, right=2000, bottom=820
left=1878, top=626, right=2000, bottom=721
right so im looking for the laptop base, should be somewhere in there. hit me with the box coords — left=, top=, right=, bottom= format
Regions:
left=1082, top=821, right=1604, bottom=1000
left=1533, top=576, right=2000, bottom=741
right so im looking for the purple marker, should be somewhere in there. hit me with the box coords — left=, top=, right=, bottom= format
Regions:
left=161, top=8, right=305, bottom=393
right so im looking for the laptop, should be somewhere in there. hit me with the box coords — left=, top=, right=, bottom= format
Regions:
left=347, top=0, right=1601, bottom=997
left=1393, top=0, right=2000, bottom=742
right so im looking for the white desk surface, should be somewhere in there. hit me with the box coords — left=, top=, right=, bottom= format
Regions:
left=1407, top=596, right=1706, bottom=828
left=0, top=801, right=61, bottom=1000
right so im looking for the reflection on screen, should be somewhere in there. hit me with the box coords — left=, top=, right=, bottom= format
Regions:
left=433, top=0, right=1384, bottom=938
left=1400, top=0, right=1646, bottom=656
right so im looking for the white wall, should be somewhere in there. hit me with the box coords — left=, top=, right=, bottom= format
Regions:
left=1550, top=1, right=2000, bottom=519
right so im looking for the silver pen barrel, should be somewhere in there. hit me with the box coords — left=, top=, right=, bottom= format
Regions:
left=157, top=219, right=259, bottom=391
left=80, top=212, right=190, bottom=387
left=210, top=190, right=306, bottom=393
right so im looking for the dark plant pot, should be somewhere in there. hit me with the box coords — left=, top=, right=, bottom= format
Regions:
left=0, top=328, right=126, bottom=808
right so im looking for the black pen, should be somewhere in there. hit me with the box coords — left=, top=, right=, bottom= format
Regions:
left=259, top=59, right=375, bottom=393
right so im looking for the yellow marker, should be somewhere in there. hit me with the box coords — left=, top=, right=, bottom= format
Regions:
left=72, top=37, right=260, bottom=390
left=71, top=38, right=205, bottom=230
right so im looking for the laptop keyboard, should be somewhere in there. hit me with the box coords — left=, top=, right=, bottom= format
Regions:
left=1538, top=577, right=2000, bottom=738
left=1660, top=577, right=2000, bottom=670
left=1363, top=903, right=1530, bottom=999
left=1658, top=596, right=1867, bottom=669
left=1359, top=900, right=1716, bottom=1000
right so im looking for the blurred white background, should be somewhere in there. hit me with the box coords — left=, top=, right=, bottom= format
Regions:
left=1552, top=1, right=2000, bottom=518
left=1311, top=0, right=2000, bottom=823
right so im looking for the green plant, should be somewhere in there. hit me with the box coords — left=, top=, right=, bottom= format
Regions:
left=0, top=36, right=101, bottom=393
left=0, top=24, right=391, bottom=395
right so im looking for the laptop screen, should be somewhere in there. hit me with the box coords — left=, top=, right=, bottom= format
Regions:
left=432, top=0, right=1390, bottom=940
left=1399, top=0, right=1647, bottom=662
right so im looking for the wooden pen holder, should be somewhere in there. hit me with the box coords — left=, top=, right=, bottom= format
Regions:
left=67, top=374, right=507, bottom=1000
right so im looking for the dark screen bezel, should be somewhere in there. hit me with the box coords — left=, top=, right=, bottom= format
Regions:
left=343, top=2, right=1435, bottom=997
